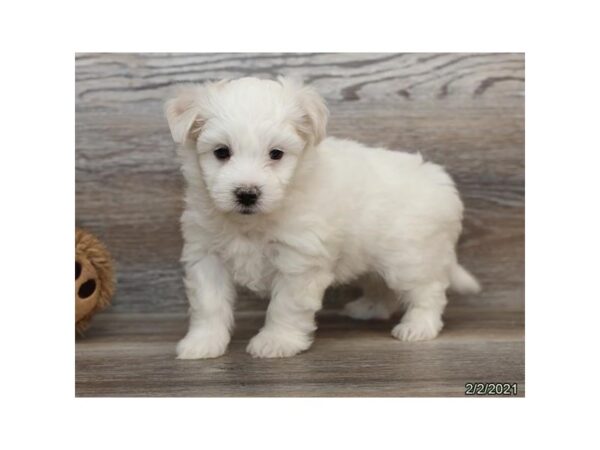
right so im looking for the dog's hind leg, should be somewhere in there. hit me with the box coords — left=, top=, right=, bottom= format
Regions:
left=391, top=282, right=447, bottom=341
left=343, top=275, right=400, bottom=320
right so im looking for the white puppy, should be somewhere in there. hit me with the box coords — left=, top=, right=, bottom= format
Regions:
left=165, top=77, right=480, bottom=359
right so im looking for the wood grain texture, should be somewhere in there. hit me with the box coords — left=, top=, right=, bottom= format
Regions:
left=75, top=53, right=524, bottom=312
left=76, top=306, right=524, bottom=397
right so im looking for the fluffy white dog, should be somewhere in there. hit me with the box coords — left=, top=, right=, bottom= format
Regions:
left=165, top=76, right=480, bottom=359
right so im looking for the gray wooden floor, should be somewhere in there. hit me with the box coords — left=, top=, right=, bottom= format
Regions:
left=76, top=305, right=524, bottom=397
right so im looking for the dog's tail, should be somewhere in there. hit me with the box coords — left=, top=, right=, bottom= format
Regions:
left=449, top=264, right=481, bottom=295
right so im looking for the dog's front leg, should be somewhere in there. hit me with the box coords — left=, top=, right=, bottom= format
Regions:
left=247, top=270, right=333, bottom=358
left=176, top=255, right=235, bottom=359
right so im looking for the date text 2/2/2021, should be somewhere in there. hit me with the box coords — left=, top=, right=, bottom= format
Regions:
left=465, top=383, right=518, bottom=396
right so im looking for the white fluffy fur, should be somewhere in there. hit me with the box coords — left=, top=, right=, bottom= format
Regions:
left=165, top=76, right=480, bottom=359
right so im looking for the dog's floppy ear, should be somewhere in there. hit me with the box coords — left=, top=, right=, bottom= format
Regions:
left=164, top=84, right=206, bottom=144
left=279, top=76, right=329, bottom=147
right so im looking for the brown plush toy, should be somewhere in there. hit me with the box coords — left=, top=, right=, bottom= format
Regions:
left=75, top=228, right=115, bottom=335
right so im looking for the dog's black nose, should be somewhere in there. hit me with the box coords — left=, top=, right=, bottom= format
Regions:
left=235, top=186, right=261, bottom=207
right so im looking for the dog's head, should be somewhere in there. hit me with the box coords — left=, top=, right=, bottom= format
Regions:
left=165, top=77, right=328, bottom=216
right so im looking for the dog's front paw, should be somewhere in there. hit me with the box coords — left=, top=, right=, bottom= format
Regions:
left=391, top=319, right=442, bottom=342
left=246, top=328, right=312, bottom=358
left=176, top=327, right=230, bottom=359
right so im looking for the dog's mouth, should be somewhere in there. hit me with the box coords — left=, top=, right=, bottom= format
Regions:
left=238, top=206, right=258, bottom=215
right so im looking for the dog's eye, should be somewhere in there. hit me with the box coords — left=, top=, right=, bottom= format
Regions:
left=213, top=146, right=231, bottom=160
left=269, top=149, right=284, bottom=160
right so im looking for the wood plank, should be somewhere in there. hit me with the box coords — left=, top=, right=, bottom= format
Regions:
left=75, top=53, right=524, bottom=312
left=76, top=306, right=524, bottom=397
